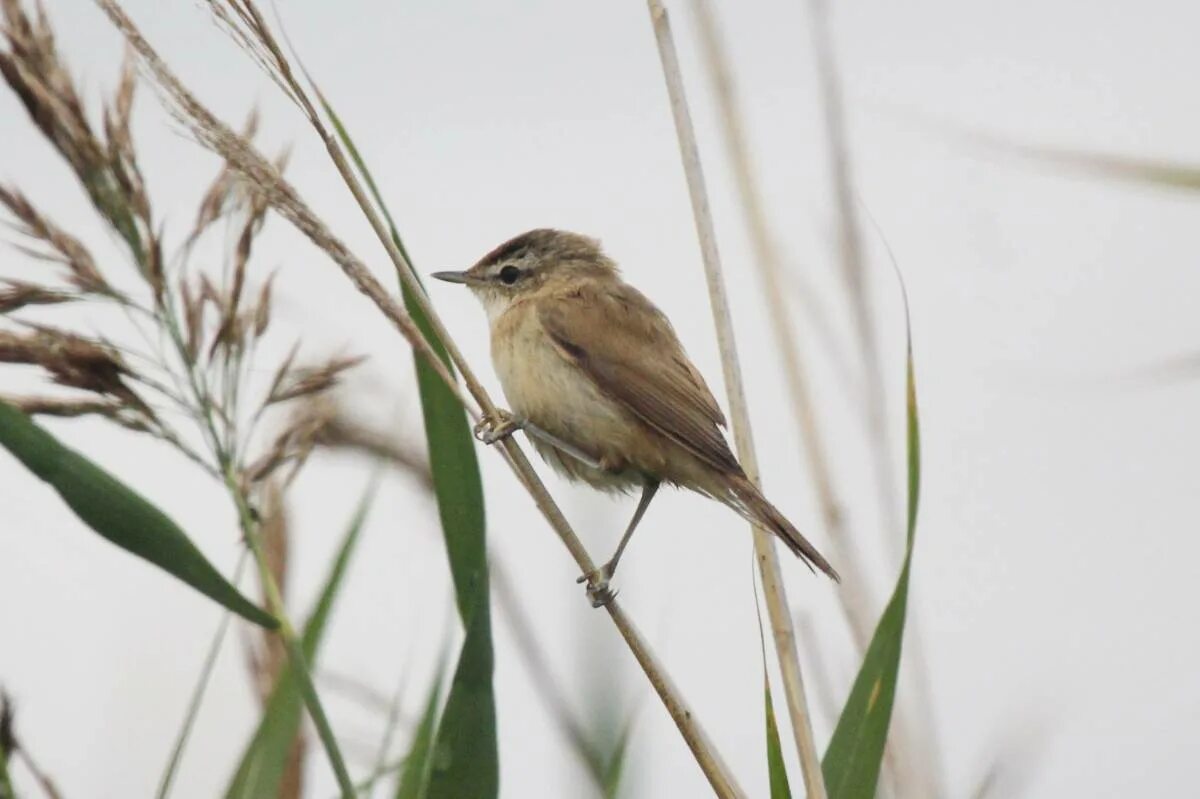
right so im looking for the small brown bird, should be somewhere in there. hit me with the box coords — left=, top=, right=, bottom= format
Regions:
left=433, top=229, right=837, bottom=601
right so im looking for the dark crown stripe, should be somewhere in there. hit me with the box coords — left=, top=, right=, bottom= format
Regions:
left=477, top=229, right=552, bottom=267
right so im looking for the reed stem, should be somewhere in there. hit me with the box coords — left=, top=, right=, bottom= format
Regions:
left=645, top=1, right=827, bottom=796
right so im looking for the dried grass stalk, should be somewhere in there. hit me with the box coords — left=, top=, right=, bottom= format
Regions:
left=646, top=1, right=826, bottom=796
left=805, top=0, right=901, bottom=553
left=806, top=3, right=940, bottom=795
left=0, top=394, right=122, bottom=418
left=691, top=0, right=883, bottom=683
left=90, top=1, right=749, bottom=792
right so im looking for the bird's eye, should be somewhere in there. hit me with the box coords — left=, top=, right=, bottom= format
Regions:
left=498, top=265, right=521, bottom=285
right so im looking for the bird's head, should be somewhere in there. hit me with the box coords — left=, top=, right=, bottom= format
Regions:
left=432, top=229, right=617, bottom=323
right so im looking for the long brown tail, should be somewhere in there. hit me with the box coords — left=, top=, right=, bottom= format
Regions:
left=727, top=475, right=840, bottom=581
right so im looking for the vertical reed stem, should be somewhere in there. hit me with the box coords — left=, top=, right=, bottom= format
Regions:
left=690, top=0, right=877, bottom=667
left=645, top=2, right=827, bottom=796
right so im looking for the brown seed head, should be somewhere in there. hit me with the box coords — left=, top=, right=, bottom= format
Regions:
left=0, top=279, right=72, bottom=313
left=0, top=325, right=143, bottom=410
left=0, top=185, right=108, bottom=293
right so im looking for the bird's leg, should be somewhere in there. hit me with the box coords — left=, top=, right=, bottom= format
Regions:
left=473, top=413, right=605, bottom=473
left=578, top=481, right=660, bottom=608
left=473, top=408, right=523, bottom=445
left=472, top=410, right=604, bottom=472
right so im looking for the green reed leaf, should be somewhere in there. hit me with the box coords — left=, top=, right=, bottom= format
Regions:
left=0, top=740, right=14, bottom=799
left=394, top=659, right=446, bottom=799
left=223, top=488, right=373, bottom=799
left=600, top=723, right=633, bottom=798
left=0, top=400, right=275, bottom=628
left=752, top=574, right=792, bottom=799
left=322, top=99, right=497, bottom=798
left=822, top=276, right=921, bottom=799
left=765, top=679, right=793, bottom=799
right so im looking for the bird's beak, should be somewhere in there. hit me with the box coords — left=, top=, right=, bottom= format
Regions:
left=431, top=270, right=471, bottom=285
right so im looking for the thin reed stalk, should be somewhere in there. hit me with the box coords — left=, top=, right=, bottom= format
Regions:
left=156, top=555, right=248, bottom=799
left=690, top=0, right=879, bottom=665
left=645, top=2, right=825, bottom=796
left=94, top=2, right=745, bottom=794
left=807, top=3, right=941, bottom=794
left=806, top=0, right=901, bottom=557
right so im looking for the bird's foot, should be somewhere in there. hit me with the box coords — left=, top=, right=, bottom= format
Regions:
left=577, top=563, right=617, bottom=608
left=473, top=409, right=522, bottom=445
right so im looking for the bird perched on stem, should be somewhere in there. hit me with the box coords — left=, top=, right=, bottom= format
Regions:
left=434, top=229, right=837, bottom=605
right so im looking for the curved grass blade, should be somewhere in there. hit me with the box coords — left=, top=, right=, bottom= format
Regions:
left=0, top=400, right=275, bottom=628
left=424, top=604, right=495, bottom=799
left=821, top=271, right=921, bottom=799
left=937, top=123, right=1200, bottom=193
left=752, top=570, right=792, bottom=799
left=223, top=487, right=373, bottom=799
left=321, top=100, right=497, bottom=798
left=394, top=653, right=448, bottom=799
left=156, top=553, right=248, bottom=799
left=765, top=681, right=792, bottom=799
left=367, top=670, right=413, bottom=794
left=601, top=719, right=634, bottom=799
left=1013, top=146, right=1200, bottom=192
left=584, top=659, right=635, bottom=799
left=0, top=691, right=17, bottom=799
left=0, top=741, right=13, bottom=799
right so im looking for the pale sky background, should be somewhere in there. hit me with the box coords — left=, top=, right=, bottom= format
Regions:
left=2, top=1, right=1199, bottom=797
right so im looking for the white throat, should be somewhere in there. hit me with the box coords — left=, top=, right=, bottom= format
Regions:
left=478, top=290, right=512, bottom=328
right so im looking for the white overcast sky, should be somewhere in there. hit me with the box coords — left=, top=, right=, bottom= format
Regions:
left=2, top=1, right=1199, bottom=797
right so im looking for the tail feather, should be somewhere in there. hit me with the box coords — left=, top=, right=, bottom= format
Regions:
left=727, top=476, right=839, bottom=581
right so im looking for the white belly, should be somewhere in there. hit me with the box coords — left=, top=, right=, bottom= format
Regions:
left=490, top=304, right=645, bottom=491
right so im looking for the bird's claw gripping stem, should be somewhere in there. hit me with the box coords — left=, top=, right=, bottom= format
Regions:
left=473, top=409, right=522, bottom=445
left=577, top=563, right=617, bottom=608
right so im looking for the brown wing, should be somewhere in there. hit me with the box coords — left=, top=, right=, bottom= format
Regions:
left=538, top=281, right=740, bottom=474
